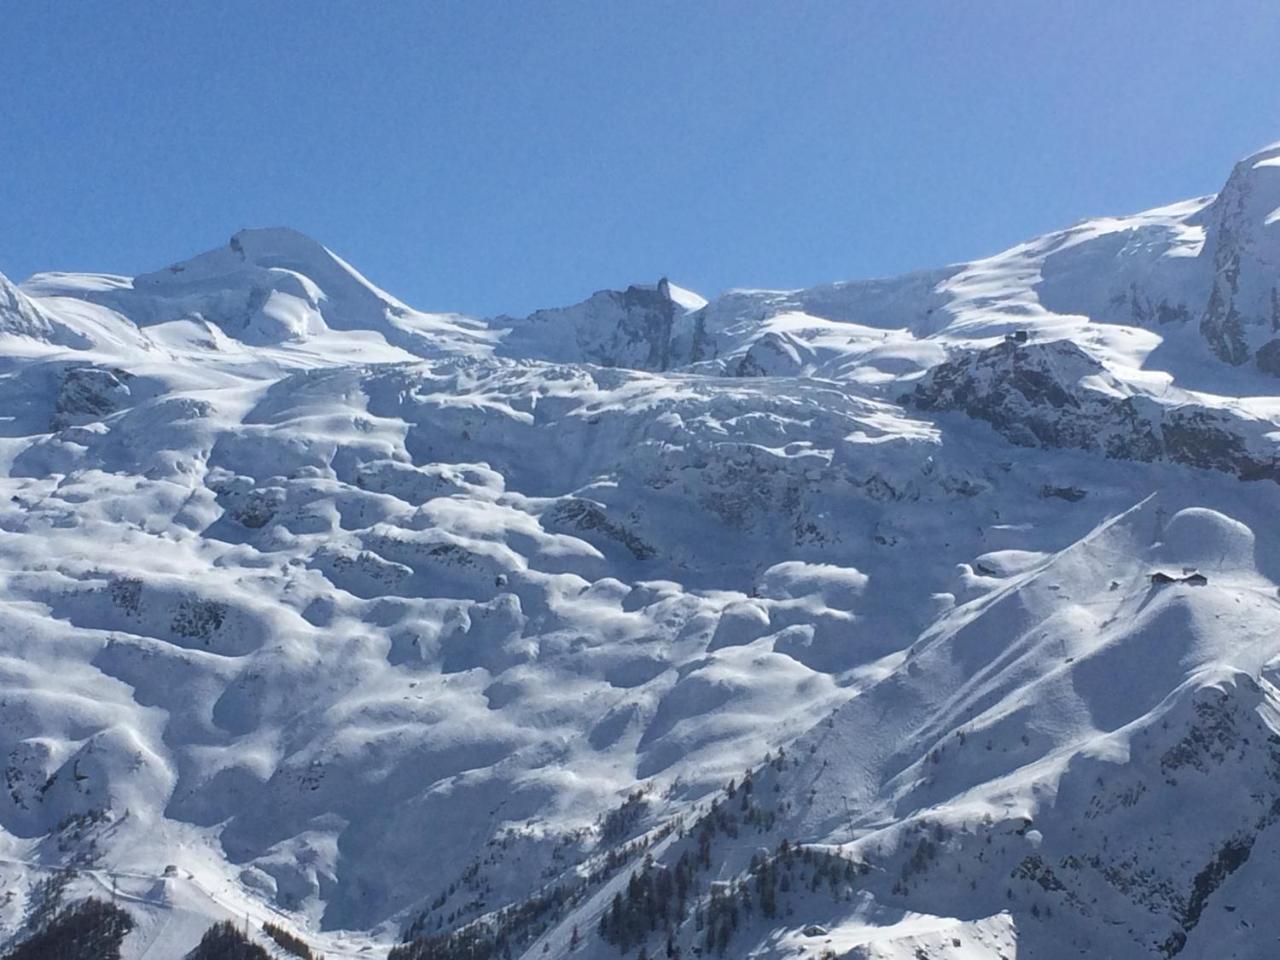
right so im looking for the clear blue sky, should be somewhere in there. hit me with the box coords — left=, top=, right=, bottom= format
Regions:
left=3, top=2, right=1280, bottom=317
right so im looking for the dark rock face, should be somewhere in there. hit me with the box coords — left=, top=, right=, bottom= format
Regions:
left=906, top=340, right=1116, bottom=452
left=1162, top=409, right=1248, bottom=474
left=905, top=339, right=1280, bottom=483
left=1196, top=145, right=1280, bottom=365
left=1256, top=337, right=1280, bottom=375
left=545, top=497, right=656, bottom=560
left=53, top=365, right=133, bottom=429
left=497, top=279, right=693, bottom=370
left=607, top=281, right=681, bottom=370
left=1199, top=274, right=1251, bottom=367
left=1040, top=484, right=1087, bottom=502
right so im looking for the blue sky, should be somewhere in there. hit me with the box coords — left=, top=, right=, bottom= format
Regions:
left=3, top=2, right=1280, bottom=317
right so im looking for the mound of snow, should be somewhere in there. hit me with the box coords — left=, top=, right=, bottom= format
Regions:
left=757, top=561, right=868, bottom=608
left=969, top=549, right=1048, bottom=578
left=1156, top=506, right=1256, bottom=571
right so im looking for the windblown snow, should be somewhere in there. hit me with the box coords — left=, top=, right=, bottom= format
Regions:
left=6, top=144, right=1280, bottom=960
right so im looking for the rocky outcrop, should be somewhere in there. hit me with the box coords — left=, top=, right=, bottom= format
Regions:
left=906, top=339, right=1280, bottom=483
left=1256, top=336, right=1280, bottom=375
left=495, top=278, right=705, bottom=370
left=544, top=497, right=656, bottom=560
left=53, top=365, right=134, bottom=429
left=1196, top=143, right=1280, bottom=366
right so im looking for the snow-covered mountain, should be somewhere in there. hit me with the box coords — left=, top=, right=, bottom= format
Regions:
left=4, top=142, right=1280, bottom=960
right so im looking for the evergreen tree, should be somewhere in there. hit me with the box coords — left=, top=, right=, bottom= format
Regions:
left=3, top=898, right=134, bottom=960
left=188, top=921, right=272, bottom=960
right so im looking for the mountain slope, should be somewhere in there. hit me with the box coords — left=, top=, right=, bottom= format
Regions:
left=2, top=142, right=1280, bottom=960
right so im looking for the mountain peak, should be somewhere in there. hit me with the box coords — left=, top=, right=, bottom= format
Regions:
left=493, top=278, right=707, bottom=369
left=1242, top=139, right=1280, bottom=168
left=1195, top=141, right=1280, bottom=365
left=1211, top=140, right=1280, bottom=227
left=123, top=227, right=413, bottom=344
left=135, top=227, right=394, bottom=303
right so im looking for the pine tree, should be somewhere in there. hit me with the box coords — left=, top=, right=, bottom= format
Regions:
left=4, top=898, right=134, bottom=960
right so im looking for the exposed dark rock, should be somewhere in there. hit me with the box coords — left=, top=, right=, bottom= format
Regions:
left=1159, top=835, right=1254, bottom=956
left=1257, top=337, right=1280, bottom=375
left=905, top=339, right=1280, bottom=484
left=53, top=365, right=133, bottom=429
left=1195, top=143, right=1280, bottom=364
left=498, top=279, right=696, bottom=371
left=1040, top=485, right=1086, bottom=502
left=545, top=498, right=656, bottom=560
